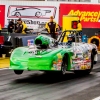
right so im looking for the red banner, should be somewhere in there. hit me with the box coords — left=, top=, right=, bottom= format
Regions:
left=59, top=4, right=100, bottom=28
left=0, top=5, right=5, bottom=28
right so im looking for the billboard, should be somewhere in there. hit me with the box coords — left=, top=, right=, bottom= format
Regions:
left=0, top=5, right=5, bottom=28
left=7, top=5, right=57, bottom=19
left=5, top=5, right=58, bottom=28
left=59, top=4, right=100, bottom=28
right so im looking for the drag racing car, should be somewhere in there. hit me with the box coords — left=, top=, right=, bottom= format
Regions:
left=10, top=30, right=98, bottom=75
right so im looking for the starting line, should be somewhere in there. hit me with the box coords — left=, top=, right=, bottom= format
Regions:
left=92, top=96, right=100, bottom=100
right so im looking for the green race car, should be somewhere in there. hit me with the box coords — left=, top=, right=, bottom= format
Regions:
left=10, top=31, right=98, bottom=75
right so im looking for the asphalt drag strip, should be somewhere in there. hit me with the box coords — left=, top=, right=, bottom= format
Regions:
left=0, top=54, right=100, bottom=100
left=92, top=63, right=100, bottom=72
left=0, top=69, right=100, bottom=100
left=58, top=82, right=100, bottom=100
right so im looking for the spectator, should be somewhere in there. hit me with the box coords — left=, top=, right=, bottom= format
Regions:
left=14, top=20, right=19, bottom=32
left=8, top=19, right=14, bottom=33
left=22, top=21, right=27, bottom=34
left=78, top=20, right=82, bottom=30
left=45, top=16, right=58, bottom=40
left=77, top=20, right=83, bottom=40
left=15, top=18, right=27, bottom=34
left=66, top=34, right=73, bottom=47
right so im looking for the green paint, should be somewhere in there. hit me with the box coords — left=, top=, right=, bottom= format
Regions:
left=10, top=35, right=74, bottom=71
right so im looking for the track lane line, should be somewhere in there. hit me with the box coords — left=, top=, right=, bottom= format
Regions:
left=92, top=96, right=100, bottom=100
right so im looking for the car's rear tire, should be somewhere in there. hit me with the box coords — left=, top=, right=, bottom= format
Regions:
left=60, top=55, right=67, bottom=75
left=74, top=52, right=94, bottom=75
left=14, top=70, right=23, bottom=75
left=44, top=55, right=67, bottom=75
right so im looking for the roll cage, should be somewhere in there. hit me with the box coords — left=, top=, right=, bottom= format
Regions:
left=57, top=30, right=82, bottom=43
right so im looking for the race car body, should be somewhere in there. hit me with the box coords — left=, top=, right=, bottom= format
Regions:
left=10, top=33, right=98, bottom=75
left=10, top=15, right=98, bottom=75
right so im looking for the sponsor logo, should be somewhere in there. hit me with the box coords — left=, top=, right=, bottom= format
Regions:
left=68, top=10, right=100, bottom=22
left=7, top=5, right=57, bottom=19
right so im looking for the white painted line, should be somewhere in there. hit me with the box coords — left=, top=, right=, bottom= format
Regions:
left=92, top=96, right=100, bottom=100
left=0, top=68, right=9, bottom=70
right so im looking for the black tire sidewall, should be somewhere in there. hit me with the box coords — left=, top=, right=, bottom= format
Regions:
left=14, top=70, right=23, bottom=75
left=61, top=55, right=67, bottom=75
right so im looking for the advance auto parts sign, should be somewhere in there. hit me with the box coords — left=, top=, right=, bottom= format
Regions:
left=59, top=4, right=100, bottom=28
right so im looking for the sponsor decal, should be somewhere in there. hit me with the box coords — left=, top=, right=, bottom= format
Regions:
left=57, top=53, right=62, bottom=59
left=68, top=10, right=100, bottom=22
left=72, top=56, right=91, bottom=70
left=52, top=54, right=62, bottom=70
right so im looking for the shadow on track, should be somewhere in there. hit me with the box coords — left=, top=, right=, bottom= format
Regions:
left=12, top=71, right=94, bottom=85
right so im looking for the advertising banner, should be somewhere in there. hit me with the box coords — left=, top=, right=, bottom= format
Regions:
left=59, top=4, right=100, bottom=28
left=0, top=5, right=5, bottom=28
left=5, top=5, right=59, bottom=28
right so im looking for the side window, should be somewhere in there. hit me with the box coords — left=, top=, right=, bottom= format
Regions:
left=71, top=21, right=78, bottom=29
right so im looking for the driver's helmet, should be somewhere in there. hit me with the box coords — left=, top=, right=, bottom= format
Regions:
left=67, top=34, right=73, bottom=42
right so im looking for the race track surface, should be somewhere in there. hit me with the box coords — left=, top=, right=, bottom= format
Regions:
left=0, top=63, right=100, bottom=100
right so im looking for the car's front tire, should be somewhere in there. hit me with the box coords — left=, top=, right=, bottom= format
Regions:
left=44, top=55, right=67, bottom=75
left=14, top=70, right=23, bottom=75
left=61, top=55, right=67, bottom=75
